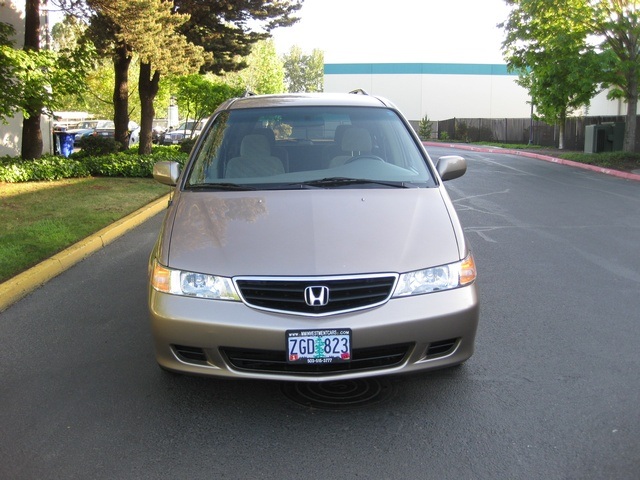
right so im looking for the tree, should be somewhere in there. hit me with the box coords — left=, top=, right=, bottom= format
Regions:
left=22, top=0, right=41, bottom=159
left=58, top=58, right=130, bottom=121
left=418, top=114, right=433, bottom=140
left=0, top=18, right=94, bottom=159
left=0, top=22, right=22, bottom=121
left=230, top=39, right=285, bottom=94
left=51, top=17, right=119, bottom=120
left=591, top=0, right=640, bottom=152
left=282, top=45, right=324, bottom=92
left=54, top=0, right=302, bottom=152
left=501, top=0, right=640, bottom=152
left=501, top=0, right=602, bottom=149
left=136, top=0, right=302, bottom=151
left=306, top=48, right=324, bottom=92
left=173, top=0, right=302, bottom=74
left=174, top=74, right=244, bottom=128
left=51, top=14, right=85, bottom=51
left=84, top=0, right=206, bottom=152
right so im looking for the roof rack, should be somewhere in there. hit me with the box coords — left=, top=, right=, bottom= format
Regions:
left=243, top=90, right=257, bottom=97
left=349, top=89, right=369, bottom=95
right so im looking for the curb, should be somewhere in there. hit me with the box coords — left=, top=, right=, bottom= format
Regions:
left=424, top=142, right=640, bottom=182
left=0, top=193, right=171, bottom=313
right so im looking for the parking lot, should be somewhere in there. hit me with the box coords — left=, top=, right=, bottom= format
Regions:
left=1, top=147, right=638, bottom=479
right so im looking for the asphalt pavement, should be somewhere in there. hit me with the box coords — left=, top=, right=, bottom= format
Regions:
left=1, top=146, right=639, bottom=479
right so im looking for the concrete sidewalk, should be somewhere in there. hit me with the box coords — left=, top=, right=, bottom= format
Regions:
left=0, top=194, right=171, bottom=313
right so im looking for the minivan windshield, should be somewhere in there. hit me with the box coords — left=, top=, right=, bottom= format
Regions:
left=185, top=106, right=436, bottom=190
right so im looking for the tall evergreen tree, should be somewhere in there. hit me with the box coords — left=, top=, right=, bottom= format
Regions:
left=75, top=0, right=302, bottom=152
left=174, top=0, right=302, bottom=74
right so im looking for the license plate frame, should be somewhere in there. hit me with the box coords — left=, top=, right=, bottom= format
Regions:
left=286, top=329, right=352, bottom=364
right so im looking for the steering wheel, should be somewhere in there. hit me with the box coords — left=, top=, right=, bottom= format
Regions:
left=345, top=155, right=385, bottom=164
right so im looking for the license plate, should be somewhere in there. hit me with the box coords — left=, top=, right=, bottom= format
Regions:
left=287, top=329, right=352, bottom=364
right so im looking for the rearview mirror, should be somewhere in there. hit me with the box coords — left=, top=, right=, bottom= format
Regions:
left=436, top=155, right=467, bottom=181
left=153, top=161, right=181, bottom=186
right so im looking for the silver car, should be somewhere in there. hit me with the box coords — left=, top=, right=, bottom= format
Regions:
left=162, top=119, right=206, bottom=145
left=149, top=92, right=479, bottom=381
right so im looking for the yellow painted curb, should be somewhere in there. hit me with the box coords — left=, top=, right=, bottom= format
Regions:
left=0, top=193, right=171, bottom=313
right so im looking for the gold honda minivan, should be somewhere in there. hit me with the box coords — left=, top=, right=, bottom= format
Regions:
left=148, top=91, right=479, bottom=381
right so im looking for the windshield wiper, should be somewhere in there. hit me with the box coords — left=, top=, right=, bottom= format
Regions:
left=187, top=182, right=257, bottom=191
left=283, top=177, right=412, bottom=189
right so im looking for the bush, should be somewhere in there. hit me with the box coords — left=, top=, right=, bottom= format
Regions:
left=74, top=135, right=121, bottom=157
left=0, top=147, right=189, bottom=183
left=455, top=121, right=469, bottom=142
left=81, top=152, right=156, bottom=177
left=418, top=115, right=433, bottom=140
left=0, top=156, right=90, bottom=182
left=179, top=137, right=198, bottom=154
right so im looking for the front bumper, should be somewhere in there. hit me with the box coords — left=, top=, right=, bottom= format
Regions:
left=148, top=284, right=479, bottom=382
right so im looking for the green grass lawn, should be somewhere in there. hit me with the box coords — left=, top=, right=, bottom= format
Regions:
left=0, top=177, right=170, bottom=283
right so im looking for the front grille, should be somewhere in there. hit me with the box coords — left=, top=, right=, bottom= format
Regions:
left=222, top=344, right=412, bottom=375
left=235, top=274, right=397, bottom=316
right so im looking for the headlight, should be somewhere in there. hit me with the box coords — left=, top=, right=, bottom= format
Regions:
left=150, top=259, right=240, bottom=301
left=392, top=253, right=477, bottom=297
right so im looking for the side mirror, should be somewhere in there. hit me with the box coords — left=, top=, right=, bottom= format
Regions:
left=436, top=155, right=467, bottom=181
left=153, top=161, right=181, bottom=186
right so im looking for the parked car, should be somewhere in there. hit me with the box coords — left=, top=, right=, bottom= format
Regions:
left=148, top=91, right=479, bottom=381
left=128, top=123, right=140, bottom=146
left=161, top=119, right=206, bottom=145
left=92, top=120, right=116, bottom=138
left=65, top=120, right=99, bottom=140
left=88, top=120, right=139, bottom=145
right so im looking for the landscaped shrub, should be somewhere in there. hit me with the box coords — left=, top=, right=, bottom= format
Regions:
left=0, top=156, right=90, bottom=182
left=0, top=147, right=189, bottom=182
left=144, top=145, right=189, bottom=167
left=74, top=135, right=121, bottom=157
left=179, top=137, right=198, bottom=154
left=81, top=152, right=156, bottom=177
left=418, top=115, right=433, bottom=140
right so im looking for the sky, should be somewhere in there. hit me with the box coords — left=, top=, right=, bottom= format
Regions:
left=270, top=0, right=512, bottom=64
left=42, top=0, right=512, bottom=65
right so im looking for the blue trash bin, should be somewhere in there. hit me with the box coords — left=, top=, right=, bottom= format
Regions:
left=59, top=132, right=75, bottom=158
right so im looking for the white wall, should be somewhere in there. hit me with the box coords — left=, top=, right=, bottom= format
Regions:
left=324, top=63, right=623, bottom=122
left=587, top=90, right=627, bottom=116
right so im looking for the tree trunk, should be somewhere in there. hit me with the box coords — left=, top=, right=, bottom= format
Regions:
left=558, top=112, right=566, bottom=150
left=138, top=63, right=160, bottom=155
left=21, top=0, right=43, bottom=160
left=113, top=43, right=132, bottom=150
left=21, top=114, right=43, bottom=160
left=623, top=78, right=637, bottom=153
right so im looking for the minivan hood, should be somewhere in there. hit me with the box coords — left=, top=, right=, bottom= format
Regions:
left=164, top=189, right=460, bottom=277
